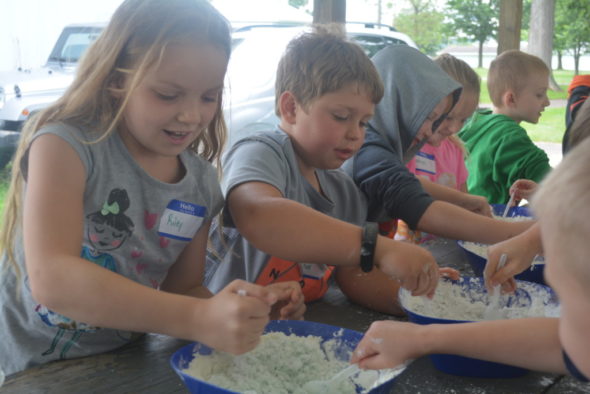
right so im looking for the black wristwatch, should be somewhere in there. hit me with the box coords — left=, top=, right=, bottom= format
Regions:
left=360, top=222, right=378, bottom=272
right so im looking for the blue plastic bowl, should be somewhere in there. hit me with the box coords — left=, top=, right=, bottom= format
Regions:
left=490, top=203, right=531, bottom=218
left=399, top=277, right=559, bottom=378
left=458, top=203, right=545, bottom=285
left=170, top=320, right=403, bottom=393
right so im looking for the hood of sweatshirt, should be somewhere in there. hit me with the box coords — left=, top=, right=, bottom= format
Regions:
left=368, top=45, right=462, bottom=162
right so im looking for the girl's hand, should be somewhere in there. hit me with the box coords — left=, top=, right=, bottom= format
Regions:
left=509, top=179, right=538, bottom=204
left=201, top=280, right=276, bottom=354
left=265, top=281, right=306, bottom=320
left=439, top=267, right=460, bottom=281
left=374, top=238, right=440, bottom=298
left=351, top=320, right=423, bottom=370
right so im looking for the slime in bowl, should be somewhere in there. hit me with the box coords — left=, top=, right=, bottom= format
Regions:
left=399, top=276, right=559, bottom=378
left=170, top=320, right=406, bottom=394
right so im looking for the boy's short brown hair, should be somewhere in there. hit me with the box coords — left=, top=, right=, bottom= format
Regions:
left=487, top=50, right=549, bottom=107
left=275, top=24, right=383, bottom=116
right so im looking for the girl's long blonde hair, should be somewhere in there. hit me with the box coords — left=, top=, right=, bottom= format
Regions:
left=0, top=0, right=231, bottom=280
left=434, top=53, right=481, bottom=155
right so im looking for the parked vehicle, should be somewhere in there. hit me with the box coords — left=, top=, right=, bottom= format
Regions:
left=0, top=23, right=104, bottom=169
left=0, top=22, right=416, bottom=169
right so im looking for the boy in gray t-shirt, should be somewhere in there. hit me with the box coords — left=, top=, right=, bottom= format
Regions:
left=207, top=27, right=456, bottom=315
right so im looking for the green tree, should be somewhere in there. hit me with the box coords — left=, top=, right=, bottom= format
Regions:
left=554, top=0, right=590, bottom=75
left=395, top=8, right=446, bottom=55
left=445, top=0, right=499, bottom=68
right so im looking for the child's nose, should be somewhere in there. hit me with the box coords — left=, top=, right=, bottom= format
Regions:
left=347, top=123, right=364, bottom=140
left=177, top=100, right=202, bottom=125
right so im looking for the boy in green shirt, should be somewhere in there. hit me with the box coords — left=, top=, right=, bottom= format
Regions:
left=459, top=50, right=552, bottom=204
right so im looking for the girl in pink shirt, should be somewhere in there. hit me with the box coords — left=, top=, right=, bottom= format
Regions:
left=396, top=54, right=480, bottom=243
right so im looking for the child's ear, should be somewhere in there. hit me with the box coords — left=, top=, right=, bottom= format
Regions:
left=502, top=90, right=517, bottom=108
left=278, top=91, right=298, bottom=124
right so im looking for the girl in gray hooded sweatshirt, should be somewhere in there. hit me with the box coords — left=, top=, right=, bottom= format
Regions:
left=344, top=45, right=533, bottom=245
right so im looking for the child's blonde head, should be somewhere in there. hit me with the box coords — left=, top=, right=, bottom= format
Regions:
left=487, top=50, right=549, bottom=107
left=1, top=0, right=231, bottom=280
left=434, top=53, right=481, bottom=99
left=275, top=24, right=383, bottom=116
left=532, top=137, right=590, bottom=288
left=433, top=53, right=480, bottom=154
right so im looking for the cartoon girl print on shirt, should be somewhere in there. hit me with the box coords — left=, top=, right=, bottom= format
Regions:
left=36, top=188, right=135, bottom=360
left=84, top=188, right=134, bottom=270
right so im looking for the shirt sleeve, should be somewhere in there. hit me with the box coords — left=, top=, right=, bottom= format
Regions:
left=220, top=136, right=289, bottom=227
left=352, top=129, right=434, bottom=229
left=493, top=127, right=552, bottom=191
left=222, top=136, right=288, bottom=197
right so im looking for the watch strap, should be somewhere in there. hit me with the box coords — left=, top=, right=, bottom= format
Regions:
left=360, top=222, right=378, bottom=272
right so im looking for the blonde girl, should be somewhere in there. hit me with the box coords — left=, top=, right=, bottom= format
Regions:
left=397, top=53, right=481, bottom=243
left=0, top=0, right=303, bottom=375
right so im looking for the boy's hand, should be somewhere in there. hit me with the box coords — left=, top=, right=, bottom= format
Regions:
left=374, top=237, right=439, bottom=298
left=459, top=194, right=493, bottom=217
left=265, top=281, right=306, bottom=320
left=351, top=320, right=423, bottom=370
left=201, top=280, right=276, bottom=354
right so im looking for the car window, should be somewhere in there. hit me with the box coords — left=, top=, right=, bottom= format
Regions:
left=383, top=37, right=408, bottom=47
left=226, top=31, right=293, bottom=104
left=349, top=33, right=408, bottom=58
left=48, top=27, right=102, bottom=63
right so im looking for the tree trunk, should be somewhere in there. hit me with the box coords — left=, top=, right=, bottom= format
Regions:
left=478, top=40, right=484, bottom=69
left=497, top=0, right=522, bottom=54
left=313, top=0, right=346, bottom=24
left=557, top=51, right=563, bottom=70
left=527, top=0, right=561, bottom=91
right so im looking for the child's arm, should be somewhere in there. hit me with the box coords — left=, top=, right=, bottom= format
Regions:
left=484, top=223, right=543, bottom=292
left=334, top=267, right=404, bottom=316
left=417, top=177, right=492, bottom=217
left=351, top=318, right=566, bottom=374
left=160, top=219, right=216, bottom=299
left=23, top=134, right=274, bottom=354
left=161, top=220, right=305, bottom=320
left=228, top=181, right=439, bottom=297
left=416, top=201, right=533, bottom=244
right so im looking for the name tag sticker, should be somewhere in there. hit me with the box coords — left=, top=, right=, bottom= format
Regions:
left=415, top=151, right=436, bottom=175
left=158, top=200, right=206, bottom=241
